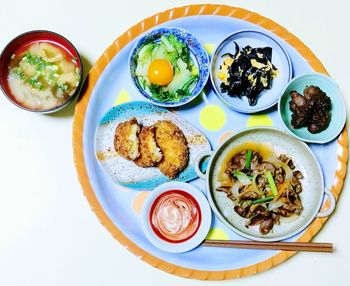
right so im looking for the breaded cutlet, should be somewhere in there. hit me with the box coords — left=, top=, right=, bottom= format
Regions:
left=154, top=120, right=189, bottom=179
left=135, top=126, right=163, bottom=167
left=114, top=117, right=141, bottom=161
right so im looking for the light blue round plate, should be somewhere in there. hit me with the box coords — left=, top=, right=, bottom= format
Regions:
left=210, top=29, right=292, bottom=113
left=77, top=11, right=344, bottom=277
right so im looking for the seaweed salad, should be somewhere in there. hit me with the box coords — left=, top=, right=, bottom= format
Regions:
left=217, top=42, right=279, bottom=106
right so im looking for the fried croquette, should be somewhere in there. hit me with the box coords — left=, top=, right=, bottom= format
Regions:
left=154, top=120, right=189, bottom=179
left=135, top=126, right=163, bottom=167
left=114, top=117, right=141, bottom=160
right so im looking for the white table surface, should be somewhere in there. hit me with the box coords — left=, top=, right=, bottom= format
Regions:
left=0, top=0, right=349, bottom=285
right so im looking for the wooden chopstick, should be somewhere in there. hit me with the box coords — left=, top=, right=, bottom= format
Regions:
left=202, top=240, right=333, bottom=253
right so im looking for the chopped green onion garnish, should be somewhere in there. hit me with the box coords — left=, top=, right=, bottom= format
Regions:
left=28, top=78, right=42, bottom=89
left=11, top=67, right=25, bottom=80
left=245, top=150, right=252, bottom=169
left=57, top=84, right=69, bottom=91
left=252, top=195, right=274, bottom=204
left=266, top=170, right=278, bottom=197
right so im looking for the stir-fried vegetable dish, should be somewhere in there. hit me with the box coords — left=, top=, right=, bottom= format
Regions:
left=216, top=146, right=304, bottom=234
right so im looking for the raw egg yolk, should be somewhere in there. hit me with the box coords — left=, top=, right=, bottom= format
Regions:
left=148, top=59, right=173, bottom=86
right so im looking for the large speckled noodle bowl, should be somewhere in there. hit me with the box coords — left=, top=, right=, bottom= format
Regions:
left=73, top=4, right=348, bottom=280
left=200, top=127, right=335, bottom=242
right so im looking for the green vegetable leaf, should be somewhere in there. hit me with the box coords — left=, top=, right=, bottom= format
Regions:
left=180, top=75, right=198, bottom=92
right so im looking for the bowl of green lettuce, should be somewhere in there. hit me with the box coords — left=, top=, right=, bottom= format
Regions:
left=129, top=27, right=209, bottom=107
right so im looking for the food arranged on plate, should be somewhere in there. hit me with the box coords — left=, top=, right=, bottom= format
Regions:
left=2, top=8, right=343, bottom=277
left=289, top=85, right=331, bottom=133
left=95, top=101, right=211, bottom=189
left=218, top=42, right=279, bottom=106
left=0, top=30, right=82, bottom=113
left=91, top=25, right=345, bottom=247
left=129, top=27, right=209, bottom=107
left=216, top=145, right=304, bottom=235
left=114, top=118, right=189, bottom=178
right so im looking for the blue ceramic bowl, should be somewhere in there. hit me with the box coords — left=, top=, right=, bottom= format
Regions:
left=210, top=29, right=292, bottom=113
left=129, top=27, right=209, bottom=108
left=278, top=73, right=346, bottom=144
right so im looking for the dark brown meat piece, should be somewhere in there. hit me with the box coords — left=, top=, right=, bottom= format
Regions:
left=227, top=151, right=246, bottom=171
left=256, top=162, right=276, bottom=173
left=277, top=207, right=294, bottom=217
left=234, top=206, right=250, bottom=218
left=272, top=213, right=280, bottom=225
left=287, top=159, right=295, bottom=170
left=240, top=191, right=260, bottom=200
left=289, top=91, right=307, bottom=111
left=255, top=174, right=266, bottom=189
left=308, top=109, right=331, bottom=133
left=251, top=206, right=270, bottom=217
left=294, top=181, right=303, bottom=194
left=289, top=86, right=332, bottom=133
left=289, top=91, right=309, bottom=128
left=259, top=218, right=274, bottom=234
left=250, top=152, right=262, bottom=170
left=304, top=85, right=331, bottom=110
left=278, top=154, right=296, bottom=169
left=216, top=186, right=231, bottom=195
left=278, top=154, right=289, bottom=163
left=248, top=214, right=269, bottom=226
left=293, top=170, right=304, bottom=180
left=275, top=167, right=285, bottom=184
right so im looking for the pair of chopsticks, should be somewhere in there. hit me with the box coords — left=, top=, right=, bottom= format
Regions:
left=202, top=239, right=333, bottom=253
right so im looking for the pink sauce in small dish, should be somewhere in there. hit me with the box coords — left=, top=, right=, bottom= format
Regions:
left=149, top=190, right=202, bottom=243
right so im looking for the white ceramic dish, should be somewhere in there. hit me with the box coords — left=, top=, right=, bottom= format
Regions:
left=195, top=127, right=335, bottom=242
left=141, top=182, right=212, bottom=253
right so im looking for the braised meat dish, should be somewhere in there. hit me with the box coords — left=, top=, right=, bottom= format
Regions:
left=289, top=85, right=332, bottom=134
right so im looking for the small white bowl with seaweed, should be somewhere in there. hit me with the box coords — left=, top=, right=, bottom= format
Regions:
left=129, top=27, right=209, bottom=107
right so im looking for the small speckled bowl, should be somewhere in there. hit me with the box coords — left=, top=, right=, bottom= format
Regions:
left=278, top=73, right=346, bottom=144
left=129, top=27, right=209, bottom=108
left=195, top=127, right=335, bottom=242
left=0, top=30, right=83, bottom=114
